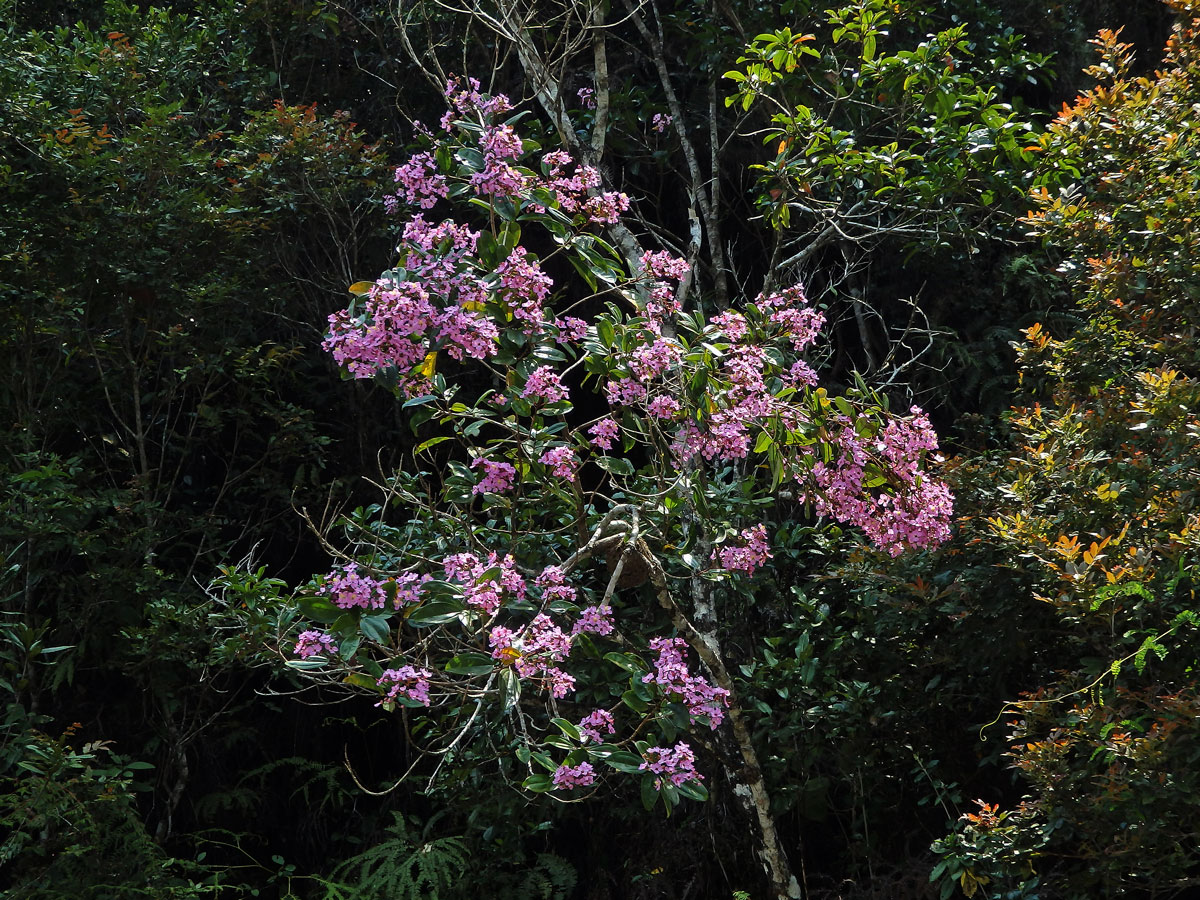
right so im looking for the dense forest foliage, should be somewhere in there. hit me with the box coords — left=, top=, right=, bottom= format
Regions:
left=2, top=0, right=1198, bottom=898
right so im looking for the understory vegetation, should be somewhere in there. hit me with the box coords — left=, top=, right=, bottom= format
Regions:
left=2, top=1, right=1198, bottom=898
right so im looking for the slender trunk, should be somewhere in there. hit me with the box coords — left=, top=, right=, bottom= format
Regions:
left=623, top=0, right=729, bottom=307
left=645, top=554, right=803, bottom=900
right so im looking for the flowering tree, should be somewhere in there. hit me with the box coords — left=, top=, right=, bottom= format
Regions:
left=283, top=77, right=952, bottom=900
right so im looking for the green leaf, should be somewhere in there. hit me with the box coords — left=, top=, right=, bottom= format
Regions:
left=641, top=773, right=659, bottom=810
left=600, top=750, right=645, bottom=774
left=523, top=773, right=554, bottom=792
left=297, top=595, right=340, bottom=624
left=406, top=599, right=464, bottom=626
left=595, top=456, right=635, bottom=476
left=551, top=717, right=582, bottom=742
left=605, top=651, right=647, bottom=674
left=445, top=652, right=494, bottom=675
left=621, top=689, right=649, bottom=714
left=499, top=667, right=521, bottom=712
left=359, top=615, right=390, bottom=643
left=415, top=435, right=453, bottom=455
left=285, top=658, right=328, bottom=670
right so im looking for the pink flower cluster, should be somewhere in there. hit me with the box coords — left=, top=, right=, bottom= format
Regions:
left=647, top=396, right=680, bottom=419
left=393, top=572, right=432, bottom=607
left=328, top=80, right=642, bottom=395
left=635, top=251, right=689, bottom=330
left=440, top=75, right=513, bottom=129
left=714, top=524, right=772, bottom=575
left=489, top=613, right=575, bottom=697
left=641, top=250, right=690, bottom=282
left=323, top=217, right=502, bottom=391
left=294, top=630, right=337, bottom=659
left=642, top=637, right=730, bottom=728
left=443, top=551, right=526, bottom=616
left=535, top=565, right=577, bottom=603
left=391, top=151, right=447, bottom=210
left=539, top=446, right=578, bottom=480
left=572, top=605, right=614, bottom=636
left=522, top=366, right=569, bottom=403
left=540, top=150, right=630, bottom=225
left=641, top=742, right=701, bottom=789
left=588, top=417, right=619, bottom=450
left=471, top=122, right=527, bottom=199
left=760, top=284, right=825, bottom=352
left=651, top=113, right=672, bottom=134
left=578, top=709, right=616, bottom=743
left=605, top=377, right=648, bottom=407
left=803, top=408, right=954, bottom=556
left=553, top=760, right=596, bottom=789
left=496, top=247, right=552, bottom=332
left=471, top=457, right=517, bottom=495
left=670, top=283, right=823, bottom=463
left=555, top=316, right=588, bottom=343
left=377, top=665, right=432, bottom=707
left=629, top=337, right=679, bottom=381
left=320, top=562, right=387, bottom=610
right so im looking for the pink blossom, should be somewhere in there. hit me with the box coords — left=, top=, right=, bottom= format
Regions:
left=442, top=551, right=526, bottom=615
left=644, top=282, right=682, bottom=329
left=555, top=317, right=588, bottom=343
left=647, top=396, right=680, bottom=419
left=443, top=76, right=513, bottom=121
left=771, top=305, right=825, bottom=352
left=527, top=613, right=572, bottom=661
left=377, top=665, right=432, bottom=707
left=630, top=338, right=679, bottom=381
left=442, top=552, right=480, bottom=582
left=605, top=378, right=647, bottom=407
left=465, top=580, right=502, bottom=616
left=470, top=159, right=527, bottom=198
left=522, top=366, right=569, bottom=403
left=471, top=457, right=517, bottom=495
left=294, top=630, right=337, bottom=659
left=640, top=250, right=689, bottom=282
left=651, top=113, right=673, bottom=133
left=535, top=565, right=577, bottom=602
left=642, top=637, right=730, bottom=728
left=393, top=152, right=448, bottom=209
left=712, top=310, right=748, bottom=340
left=578, top=709, right=616, bottom=743
left=479, top=123, right=523, bottom=160
left=572, top=605, right=614, bottom=636
left=785, top=360, right=818, bottom=387
left=714, top=524, right=772, bottom=575
left=588, top=417, right=619, bottom=450
left=496, top=247, right=552, bottom=331
left=799, top=410, right=953, bottom=556
left=553, top=760, right=596, bottom=789
left=489, top=626, right=519, bottom=663
left=543, top=666, right=576, bottom=698
left=320, top=562, right=387, bottom=610
left=539, top=446, right=578, bottom=479
left=542, top=149, right=573, bottom=171
left=641, top=742, right=701, bottom=789
left=393, top=572, right=432, bottom=607
left=583, top=191, right=630, bottom=224
left=576, top=86, right=596, bottom=109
